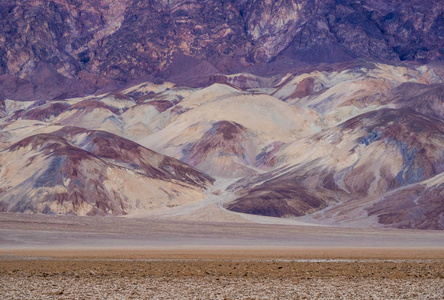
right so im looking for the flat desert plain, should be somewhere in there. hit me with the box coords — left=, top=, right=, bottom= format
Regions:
left=1, top=213, right=444, bottom=299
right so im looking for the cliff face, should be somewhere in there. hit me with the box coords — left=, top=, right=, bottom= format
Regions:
left=1, top=0, right=443, bottom=100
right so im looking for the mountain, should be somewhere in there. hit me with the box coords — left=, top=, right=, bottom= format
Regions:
left=0, top=127, right=213, bottom=215
left=1, top=0, right=444, bottom=100
left=138, top=83, right=320, bottom=178
left=1, top=1, right=444, bottom=229
left=227, top=108, right=444, bottom=226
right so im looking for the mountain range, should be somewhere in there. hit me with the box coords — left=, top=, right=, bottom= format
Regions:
left=0, top=0, right=443, bottom=230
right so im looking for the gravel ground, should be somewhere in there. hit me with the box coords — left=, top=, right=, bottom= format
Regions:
left=1, top=275, right=444, bottom=299
left=1, top=258, right=443, bottom=299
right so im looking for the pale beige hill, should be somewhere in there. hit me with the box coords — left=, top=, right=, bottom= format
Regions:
left=273, top=63, right=442, bottom=127
left=52, top=99, right=124, bottom=134
left=0, top=127, right=213, bottom=216
left=178, top=83, right=241, bottom=109
left=120, top=103, right=164, bottom=139
left=144, top=90, right=320, bottom=147
left=0, top=119, right=64, bottom=149
left=138, top=83, right=243, bottom=137
left=137, top=86, right=321, bottom=177
left=180, top=121, right=259, bottom=178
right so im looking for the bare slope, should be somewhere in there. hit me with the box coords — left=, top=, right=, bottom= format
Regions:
left=0, top=127, right=213, bottom=216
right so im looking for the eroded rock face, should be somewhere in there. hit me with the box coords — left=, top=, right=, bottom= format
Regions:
left=1, top=0, right=444, bottom=100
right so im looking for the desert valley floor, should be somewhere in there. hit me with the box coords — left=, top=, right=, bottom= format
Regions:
left=1, top=212, right=444, bottom=299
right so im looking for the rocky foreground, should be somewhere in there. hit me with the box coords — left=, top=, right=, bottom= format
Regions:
left=1, top=257, right=443, bottom=299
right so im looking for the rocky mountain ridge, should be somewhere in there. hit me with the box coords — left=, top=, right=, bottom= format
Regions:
left=1, top=0, right=444, bottom=100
